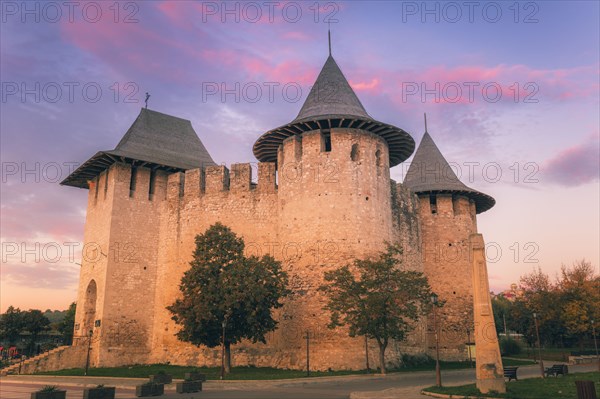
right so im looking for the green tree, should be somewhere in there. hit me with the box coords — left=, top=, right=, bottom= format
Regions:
left=0, top=306, right=24, bottom=345
left=168, top=223, right=290, bottom=374
left=319, top=244, right=433, bottom=374
left=22, top=310, right=50, bottom=354
left=520, top=267, right=565, bottom=346
left=558, top=260, right=600, bottom=346
left=57, top=303, right=76, bottom=345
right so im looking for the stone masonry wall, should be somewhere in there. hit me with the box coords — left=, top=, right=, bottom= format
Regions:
left=273, top=128, right=404, bottom=370
left=149, top=161, right=280, bottom=367
left=391, top=183, right=427, bottom=354
left=73, top=162, right=167, bottom=367
left=419, top=194, right=478, bottom=360
left=69, top=129, right=466, bottom=372
left=99, top=164, right=167, bottom=366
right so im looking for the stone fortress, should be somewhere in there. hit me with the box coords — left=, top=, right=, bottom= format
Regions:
left=51, top=51, right=497, bottom=371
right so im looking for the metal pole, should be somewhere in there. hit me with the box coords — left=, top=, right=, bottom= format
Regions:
left=84, top=330, right=92, bottom=376
left=434, top=305, right=441, bottom=387
left=533, top=313, right=544, bottom=378
left=592, top=320, right=599, bottom=373
left=220, top=320, right=226, bottom=380
left=365, top=335, right=370, bottom=372
left=466, top=328, right=473, bottom=367
left=305, top=331, right=310, bottom=377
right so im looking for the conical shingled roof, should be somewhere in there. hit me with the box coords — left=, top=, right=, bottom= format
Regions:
left=61, top=108, right=216, bottom=188
left=403, top=132, right=495, bottom=213
left=294, top=56, right=370, bottom=122
left=253, top=55, right=414, bottom=167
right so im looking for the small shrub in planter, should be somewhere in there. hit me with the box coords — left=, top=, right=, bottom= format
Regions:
left=30, top=385, right=67, bottom=399
left=184, top=372, right=206, bottom=382
left=135, top=382, right=164, bottom=397
left=176, top=380, right=202, bottom=394
left=83, top=384, right=116, bottom=399
left=149, top=370, right=172, bottom=384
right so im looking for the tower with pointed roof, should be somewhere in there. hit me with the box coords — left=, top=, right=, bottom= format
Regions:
left=259, top=53, right=416, bottom=368
left=62, top=108, right=216, bottom=366
left=404, top=120, right=495, bottom=360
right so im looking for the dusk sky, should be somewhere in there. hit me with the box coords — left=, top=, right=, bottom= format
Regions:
left=1, top=1, right=599, bottom=312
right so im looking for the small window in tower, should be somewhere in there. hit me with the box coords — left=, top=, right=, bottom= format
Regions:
left=149, top=169, right=156, bottom=201
left=103, top=170, right=109, bottom=199
left=375, top=149, right=382, bottom=167
left=93, top=176, right=99, bottom=203
left=351, top=143, right=359, bottom=161
left=129, top=166, right=137, bottom=198
left=322, top=130, right=332, bottom=152
left=430, top=194, right=437, bottom=214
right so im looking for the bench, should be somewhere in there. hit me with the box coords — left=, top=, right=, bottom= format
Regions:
left=545, top=364, right=568, bottom=377
left=504, top=366, right=519, bottom=381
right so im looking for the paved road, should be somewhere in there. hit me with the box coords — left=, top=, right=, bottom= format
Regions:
left=1, top=363, right=597, bottom=399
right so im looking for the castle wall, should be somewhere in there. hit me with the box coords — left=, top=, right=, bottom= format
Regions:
left=419, top=194, right=478, bottom=360
left=70, top=131, right=460, bottom=371
left=73, top=163, right=167, bottom=367
left=149, top=162, right=280, bottom=366
left=144, top=128, right=418, bottom=371
left=390, top=183, right=427, bottom=355
left=73, top=169, right=114, bottom=349
left=275, top=128, right=397, bottom=370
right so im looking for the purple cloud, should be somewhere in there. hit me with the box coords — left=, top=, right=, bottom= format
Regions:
left=542, top=134, right=600, bottom=187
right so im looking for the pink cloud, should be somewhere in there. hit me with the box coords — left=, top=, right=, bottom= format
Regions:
left=200, top=49, right=316, bottom=85
left=351, top=78, right=380, bottom=93
left=283, top=31, right=311, bottom=41
left=347, top=63, right=599, bottom=108
left=542, top=134, right=600, bottom=187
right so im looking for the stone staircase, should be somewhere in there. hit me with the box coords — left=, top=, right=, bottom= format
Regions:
left=0, top=345, right=86, bottom=375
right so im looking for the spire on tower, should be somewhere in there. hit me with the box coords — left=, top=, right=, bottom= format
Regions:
left=424, top=113, right=428, bottom=133
left=328, top=22, right=332, bottom=56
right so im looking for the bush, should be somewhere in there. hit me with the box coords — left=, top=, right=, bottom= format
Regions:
left=39, top=386, right=59, bottom=392
left=500, top=337, right=522, bottom=356
left=400, top=353, right=434, bottom=368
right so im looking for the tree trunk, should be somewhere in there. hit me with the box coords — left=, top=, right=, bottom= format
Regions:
left=224, top=342, right=232, bottom=374
left=378, top=341, right=387, bottom=375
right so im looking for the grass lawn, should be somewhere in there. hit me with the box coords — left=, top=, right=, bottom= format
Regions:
left=423, top=372, right=600, bottom=399
left=511, top=347, right=597, bottom=362
left=35, top=358, right=534, bottom=380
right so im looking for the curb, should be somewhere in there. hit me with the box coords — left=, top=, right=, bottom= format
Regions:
left=421, top=390, right=503, bottom=399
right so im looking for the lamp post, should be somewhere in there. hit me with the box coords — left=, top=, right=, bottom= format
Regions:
left=220, top=316, right=228, bottom=380
left=84, top=329, right=93, bottom=376
left=431, top=293, right=442, bottom=387
left=592, top=320, right=599, bottom=373
left=466, top=328, right=473, bottom=368
left=533, top=313, right=544, bottom=378
left=365, top=335, right=370, bottom=373
left=305, top=331, right=310, bottom=377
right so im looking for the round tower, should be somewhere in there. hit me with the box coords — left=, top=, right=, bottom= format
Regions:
left=403, top=122, right=495, bottom=360
left=253, top=55, right=415, bottom=369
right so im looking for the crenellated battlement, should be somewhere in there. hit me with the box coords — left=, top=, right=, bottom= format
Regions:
left=418, top=193, right=477, bottom=220
left=164, top=162, right=278, bottom=203
left=86, top=162, right=278, bottom=207
left=87, top=163, right=169, bottom=207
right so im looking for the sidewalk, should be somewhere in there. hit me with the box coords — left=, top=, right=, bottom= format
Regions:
left=1, top=362, right=597, bottom=399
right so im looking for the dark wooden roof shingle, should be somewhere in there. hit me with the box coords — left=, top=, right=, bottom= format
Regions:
left=61, top=108, right=215, bottom=188
left=403, top=132, right=495, bottom=213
